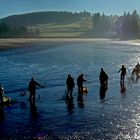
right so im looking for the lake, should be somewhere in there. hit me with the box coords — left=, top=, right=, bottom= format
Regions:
left=0, top=41, right=140, bottom=139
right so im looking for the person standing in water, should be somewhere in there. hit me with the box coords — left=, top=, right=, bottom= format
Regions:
left=77, top=73, right=86, bottom=103
left=77, top=73, right=86, bottom=94
left=28, top=77, right=43, bottom=102
left=118, top=65, right=126, bottom=82
left=99, top=68, right=108, bottom=88
left=66, top=74, right=75, bottom=98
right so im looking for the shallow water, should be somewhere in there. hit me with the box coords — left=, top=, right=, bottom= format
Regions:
left=0, top=41, right=140, bottom=139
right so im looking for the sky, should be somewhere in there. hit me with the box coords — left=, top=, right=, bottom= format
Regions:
left=0, top=0, right=140, bottom=18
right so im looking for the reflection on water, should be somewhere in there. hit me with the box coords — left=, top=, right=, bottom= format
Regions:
left=120, top=80, right=126, bottom=96
left=0, top=42, right=140, bottom=139
left=65, top=95, right=75, bottom=114
left=99, top=85, right=108, bottom=101
left=0, top=107, right=5, bottom=121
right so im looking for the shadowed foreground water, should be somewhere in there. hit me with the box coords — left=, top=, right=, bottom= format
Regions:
left=0, top=41, right=140, bottom=139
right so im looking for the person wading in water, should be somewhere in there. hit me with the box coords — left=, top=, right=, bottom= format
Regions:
left=28, top=77, right=44, bottom=103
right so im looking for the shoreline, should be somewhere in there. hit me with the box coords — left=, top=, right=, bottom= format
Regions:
left=0, top=38, right=140, bottom=50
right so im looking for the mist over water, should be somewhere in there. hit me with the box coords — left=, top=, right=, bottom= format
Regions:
left=0, top=42, right=140, bottom=139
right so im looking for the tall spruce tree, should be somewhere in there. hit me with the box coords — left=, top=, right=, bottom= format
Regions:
left=121, top=10, right=139, bottom=39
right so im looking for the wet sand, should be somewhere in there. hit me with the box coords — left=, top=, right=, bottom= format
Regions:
left=0, top=38, right=140, bottom=50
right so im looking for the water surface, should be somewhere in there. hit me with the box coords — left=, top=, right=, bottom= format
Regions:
left=0, top=41, right=140, bottom=139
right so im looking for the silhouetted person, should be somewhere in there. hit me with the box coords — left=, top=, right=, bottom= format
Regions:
left=77, top=74, right=86, bottom=102
left=131, top=68, right=139, bottom=82
left=118, top=65, right=126, bottom=82
left=131, top=63, right=140, bottom=82
left=99, top=68, right=108, bottom=88
left=66, top=74, right=75, bottom=98
left=28, top=77, right=43, bottom=103
left=65, top=75, right=74, bottom=113
left=77, top=74, right=86, bottom=94
left=0, top=85, right=4, bottom=107
left=135, top=62, right=140, bottom=70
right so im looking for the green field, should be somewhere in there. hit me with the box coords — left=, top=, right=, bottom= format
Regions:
left=28, top=20, right=93, bottom=37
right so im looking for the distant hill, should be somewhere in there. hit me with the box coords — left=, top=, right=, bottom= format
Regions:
left=0, top=11, right=91, bottom=27
left=0, top=11, right=93, bottom=37
left=0, top=10, right=139, bottom=39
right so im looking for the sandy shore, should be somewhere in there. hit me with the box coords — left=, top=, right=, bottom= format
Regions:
left=0, top=38, right=140, bottom=50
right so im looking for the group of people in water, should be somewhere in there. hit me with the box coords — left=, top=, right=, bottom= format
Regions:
left=66, top=73, right=87, bottom=104
left=1, top=63, right=140, bottom=108
left=65, top=64, right=127, bottom=103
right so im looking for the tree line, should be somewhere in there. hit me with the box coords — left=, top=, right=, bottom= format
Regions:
left=92, top=10, right=139, bottom=39
left=0, top=10, right=139, bottom=39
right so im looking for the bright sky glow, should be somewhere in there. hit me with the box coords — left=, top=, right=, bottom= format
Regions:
left=0, top=0, right=140, bottom=18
